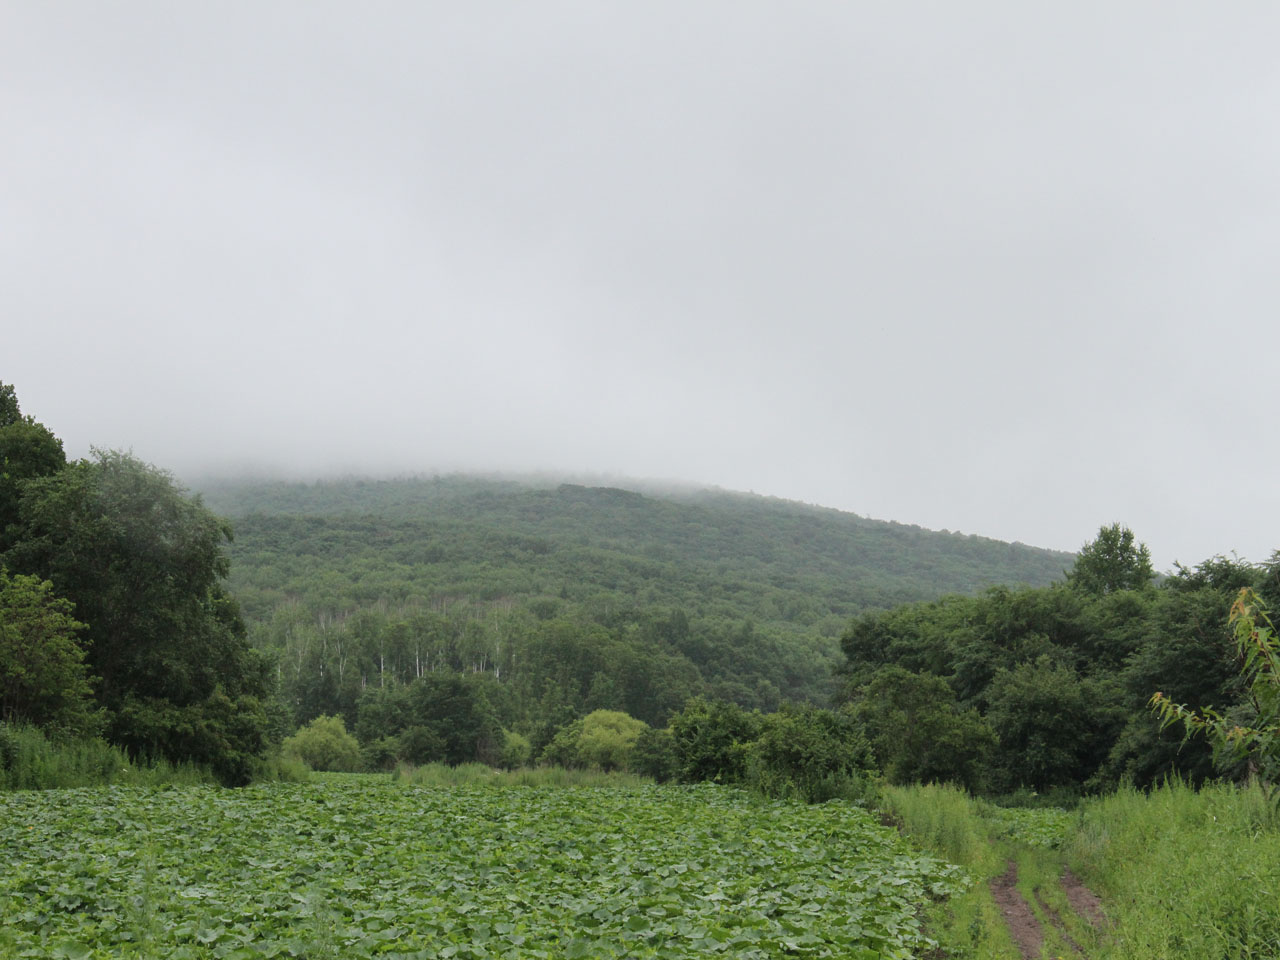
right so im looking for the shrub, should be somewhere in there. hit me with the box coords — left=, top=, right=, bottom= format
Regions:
left=499, top=730, right=532, bottom=770
left=668, top=698, right=762, bottom=784
left=631, top=727, right=679, bottom=783
left=281, top=715, right=361, bottom=772
left=743, top=704, right=877, bottom=803
left=576, top=710, right=647, bottom=771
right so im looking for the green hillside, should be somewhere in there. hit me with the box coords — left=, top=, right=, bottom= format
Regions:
left=193, top=474, right=1072, bottom=730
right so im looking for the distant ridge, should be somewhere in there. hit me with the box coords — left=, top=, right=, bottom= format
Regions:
left=192, top=473, right=1074, bottom=711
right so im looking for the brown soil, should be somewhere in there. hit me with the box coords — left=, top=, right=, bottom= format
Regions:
left=1033, top=888, right=1085, bottom=956
left=989, top=860, right=1043, bottom=960
left=1061, top=867, right=1107, bottom=929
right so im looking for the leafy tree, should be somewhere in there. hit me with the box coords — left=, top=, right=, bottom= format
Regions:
left=499, top=729, right=532, bottom=770
left=282, top=714, right=361, bottom=772
left=851, top=666, right=994, bottom=792
left=575, top=709, right=647, bottom=771
left=1068, top=523, right=1154, bottom=595
left=4, top=451, right=270, bottom=782
left=538, top=718, right=584, bottom=768
left=1152, top=589, right=1280, bottom=784
left=668, top=697, right=762, bottom=783
left=743, top=704, right=876, bottom=802
left=985, top=655, right=1119, bottom=791
left=0, top=383, right=17, bottom=427
left=630, top=726, right=679, bottom=782
left=354, top=672, right=503, bottom=766
left=0, top=383, right=66, bottom=553
left=0, top=569, right=99, bottom=737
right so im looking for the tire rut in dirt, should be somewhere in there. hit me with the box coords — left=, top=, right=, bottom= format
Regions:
left=1061, top=867, right=1106, bottom=930
left=988, top=860, right=1043, bottom=960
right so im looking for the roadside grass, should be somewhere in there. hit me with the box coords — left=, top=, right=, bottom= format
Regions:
left=1066, top=780, right=1280, bottom=960
left=881, top=783, right=1101, bottom=960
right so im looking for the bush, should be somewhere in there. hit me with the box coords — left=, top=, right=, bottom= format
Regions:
left=537, top=711, right=649, bottom=771
left=576, top=710, right=647, bottom=771
left=281, top=715, right=362, bottom=772
left=499, top=730, right=532, bottom=770
left=631, top=727, right=679, bottom=783
left=538, top=719, right=583, bottom=768
left=0, top=722, right=214, bottom=790
left=360, top=736, right=401, bottom=772
left=668, top=698, right=762, bottom=783
left=743, top=705, right=877, bottom=803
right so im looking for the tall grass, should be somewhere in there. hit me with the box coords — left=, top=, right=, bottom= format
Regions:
left=881, top=782, right=1002, bottom=874
left=0, top=723, right=309, bottom=790
left=393, top=762, right=652, bottom=789
left=0, top=724, right=212, bottom=790
left=1067, top=779, right=1280, bottom=960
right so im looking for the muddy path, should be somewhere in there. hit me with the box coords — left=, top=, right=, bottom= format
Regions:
left=989, top=860, right=1043, bottom=960
left=988, top=859, right=1107, bottom=959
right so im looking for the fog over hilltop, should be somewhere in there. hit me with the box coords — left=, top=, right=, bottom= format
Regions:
left=4, top=3, right=1280, bottom=570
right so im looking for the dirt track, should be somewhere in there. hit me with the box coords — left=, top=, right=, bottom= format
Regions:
left=989, top=861, right=1107, bottom=959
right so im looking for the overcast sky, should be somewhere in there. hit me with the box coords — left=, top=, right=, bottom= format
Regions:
left=4, top=3, right=1279, bottom=570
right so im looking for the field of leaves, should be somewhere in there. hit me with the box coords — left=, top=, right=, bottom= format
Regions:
left=1, top=776, right=967, bottom=959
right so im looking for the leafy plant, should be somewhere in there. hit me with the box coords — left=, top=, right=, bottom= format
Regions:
left=1151, top=588, right=1280, bottom=784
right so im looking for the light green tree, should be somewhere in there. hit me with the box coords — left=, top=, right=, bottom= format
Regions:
left=0, top=569, right=99, bottom=737
left=282, top=714, right=362, bottom=772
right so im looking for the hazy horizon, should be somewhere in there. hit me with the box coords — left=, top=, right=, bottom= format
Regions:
left=6, top=3, right=1279, bottom=571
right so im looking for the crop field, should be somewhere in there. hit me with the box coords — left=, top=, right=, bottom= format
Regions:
left=0, top=777, right=966, bottom=959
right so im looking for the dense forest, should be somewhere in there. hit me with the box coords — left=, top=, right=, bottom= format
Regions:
left=836, top=528, right=1280, bottom=796
left=191, top=474, right=1071, bottom=740
left=6, top=376, right=1277, bottom=805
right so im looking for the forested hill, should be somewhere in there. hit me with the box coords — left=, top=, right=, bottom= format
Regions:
left=192, top=474, right=1073, bottom=726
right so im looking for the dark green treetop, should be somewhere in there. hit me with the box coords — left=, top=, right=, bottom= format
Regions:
left=1068, top=523, right=1154, bottom=595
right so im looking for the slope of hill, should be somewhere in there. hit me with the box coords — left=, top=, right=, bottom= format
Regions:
left=193, top=474, right=1074, bottom=727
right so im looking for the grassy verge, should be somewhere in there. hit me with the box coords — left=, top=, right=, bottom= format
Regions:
left=881, top=783, right=1101, bottom=960
left=1066, top=780, right=1280, bottom=959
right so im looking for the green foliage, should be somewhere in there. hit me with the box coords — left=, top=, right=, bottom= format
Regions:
left=0, top=777, right=967, bottom=958
left=0, top=415, right=66, bottom=553
left=985, top=655, right=1117, bottom=791
left=498, top=728, right=531, bottom=770
left=1066, top=780, right=1280, bottom=958
left=1151, top=588, right=1280, bottom=784
left=630, top=726, right=679, bottom=783
left=539, top=709, right=651, bottom=773
left=0, top=569, right=99, bottom=737
left=0, top=722, right=214, bottom=790
left=837, top=539, right=1266, bottom=795
left=668, top=697, right=763, bottom=784
left=851, top=666, right=995, bottom=791
left=281, top=714, right=362, bottom=772
left=1068, top=522, right=1154, bottom=595
left=354, top=672, right=503, bottom=767
left=4, top=451, right=271, bottom=783
left=575, top=709, right=648, bottom=771
left=881, top=782, right=1002, bottom=874
left=742, top=703, right=876, bottom=803
left=193, top=473, right=1072, bottom=736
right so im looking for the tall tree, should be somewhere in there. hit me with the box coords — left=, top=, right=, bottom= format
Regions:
left=1068, top=523, right=1154, bottom=595
left=5, top=451, right=270, bottom=783
left=0, top=382, right=66, bottom=553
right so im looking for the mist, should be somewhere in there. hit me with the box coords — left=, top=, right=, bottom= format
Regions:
left=4, top=2, right=1280, bottom=569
